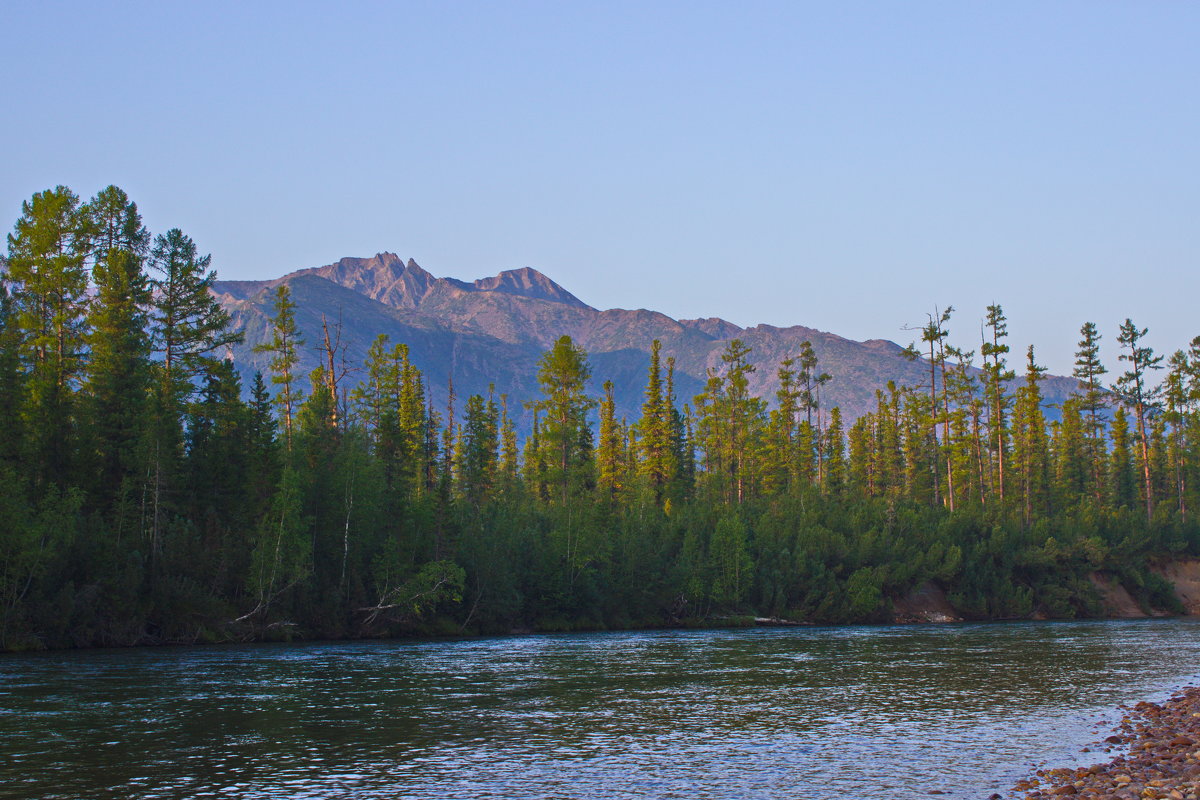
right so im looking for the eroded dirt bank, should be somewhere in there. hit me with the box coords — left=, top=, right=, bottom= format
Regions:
left=890, top=559, right=1200, bottom=624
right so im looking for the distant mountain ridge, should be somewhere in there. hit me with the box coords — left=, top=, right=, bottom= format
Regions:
left=213, top=253, right=1079, bottom=428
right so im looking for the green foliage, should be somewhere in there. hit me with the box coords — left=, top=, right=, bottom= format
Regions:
left=5, top=184, right=1200, bottom=651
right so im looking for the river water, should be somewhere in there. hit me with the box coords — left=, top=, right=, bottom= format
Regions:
left=3, top=620, right=1200, bottom=799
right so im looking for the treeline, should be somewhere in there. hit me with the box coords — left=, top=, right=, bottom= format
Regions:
left=1, top=185, right=1197, bottom=651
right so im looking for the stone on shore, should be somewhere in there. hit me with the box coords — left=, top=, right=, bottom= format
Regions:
left=1017, top=687, right=1200, bottom=800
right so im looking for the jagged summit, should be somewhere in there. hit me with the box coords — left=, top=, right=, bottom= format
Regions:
left=471, top=266, right=591, bottom=309
left=242, top=252, right=596, bottom=312
left=680, top=317, right=744, bottom=340
left=213, top=252, right=1081, bottom=428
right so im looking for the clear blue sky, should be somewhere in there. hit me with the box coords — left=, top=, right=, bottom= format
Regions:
left=4, top=1, right=1197, bottom=376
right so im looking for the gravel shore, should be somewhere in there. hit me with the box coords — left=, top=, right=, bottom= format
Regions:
left=1014, top=686, right=1200, bottom=799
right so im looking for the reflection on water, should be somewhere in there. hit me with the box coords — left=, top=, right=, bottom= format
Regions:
left=3, top=620, right=1200, bottom=799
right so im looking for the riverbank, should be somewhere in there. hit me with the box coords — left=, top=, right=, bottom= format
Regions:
left=1015, top=686, right=1200, bottom=799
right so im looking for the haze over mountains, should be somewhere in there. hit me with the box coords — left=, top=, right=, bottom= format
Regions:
left=213, top=252, right=1078, bottom=428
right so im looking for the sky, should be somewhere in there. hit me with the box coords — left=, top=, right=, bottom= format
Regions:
left=3, top=1, right=1198, bottom=377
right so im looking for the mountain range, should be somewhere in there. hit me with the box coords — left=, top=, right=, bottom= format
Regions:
left=213, top=252, right=1078, bottom=429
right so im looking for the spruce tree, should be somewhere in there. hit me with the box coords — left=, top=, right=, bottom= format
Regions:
left=636, top=340, right=675, bottom=504
left=1054, top=397, right=1089, bottom=502
left=1072, top=321, right=1109, bottom=500
left=1163, top=350, right=1190, bottom=516
left=498, top=395, right=520, bottom=491
left=459, top=392, right=498, bottom=507
left=771, top=356, right=799, bottom=493
left=1110, top=407, right=1137, bottom=508
left=254, top=285, right=304, bottom=450
left=1012, top=345, right=1049, bottom=524
left=823, top=407, right=846, bottom=493
left=597, top=380, right=626, bottom=501
left=84, top=247, right=152, bottom=508
left=532, top=335, right=595, bottom=505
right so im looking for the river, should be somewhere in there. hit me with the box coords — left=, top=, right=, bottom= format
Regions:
left=3, top=620, right=1200, bottom=799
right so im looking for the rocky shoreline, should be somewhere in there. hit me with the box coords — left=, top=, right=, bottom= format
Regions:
left=1014, top=686, right=1200, bottom=799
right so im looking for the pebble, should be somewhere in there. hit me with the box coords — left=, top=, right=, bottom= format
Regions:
left=1016, top=686, right=1200, bottom=800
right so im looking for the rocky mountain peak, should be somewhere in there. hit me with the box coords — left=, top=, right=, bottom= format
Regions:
left=472, top=266, right=592, bottom=309
left=680, top=317, right=744, bottom=340
left=216, top=251, right=1080, bottom=430
left=294, top=252, right=436, bottom=309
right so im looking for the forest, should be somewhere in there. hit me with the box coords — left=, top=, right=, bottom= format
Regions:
left=1, top=185, right=1198, bottom=652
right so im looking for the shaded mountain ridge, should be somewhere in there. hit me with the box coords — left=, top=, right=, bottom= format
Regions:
left=213, top=253, right=1078, bottom=428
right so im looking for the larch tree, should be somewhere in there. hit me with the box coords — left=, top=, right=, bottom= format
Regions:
left=981, top=304, right=1014, bottom=503
left=146, top=227, right=242, bottom=557
left=149, top=228, right=242, bottom=397
left=5, top=186, right=92, bottom=487
left=797, top=340, right=831, bottom=488
left=1114, top=318, right=1163, bottom=520
left=0, top=279, right=23, bottom=468
left=695, top=339, right=765, bottom=504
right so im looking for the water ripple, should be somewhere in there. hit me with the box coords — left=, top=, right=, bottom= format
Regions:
left=3, top=620, right=1200, bottom=799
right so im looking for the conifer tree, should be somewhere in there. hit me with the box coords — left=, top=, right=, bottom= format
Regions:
left=1163, top=350, right=1191, bottom=516
left=1054, top=397, right=1089, bottom=502
left=532, top=335, right=595, bottom=505
left=1073, top=321, right=1109, bottom=500
left=1012, top=346, right=1050, bottom=524
left=255, top=285, right=304, bottom=450
left=85, top=185, right=149, bottom=257
left=908, top=308, right=953, bottom=507
left=149, top=228, right=242, bottom=401
left=6, top=186, right=92, bottom=487
left=0, top=280, right=23, bottom=468
left=665, top=358, right=692, bottom=503
left=246, top=372, right=280, bottom=501
left=823, top=407, right=846, bottom=493
left=459, top=392, right=498, bottom=507
left=797, top=341, right=831, bottom=488
left=636, top=340, right=675, bottom=504
left=1110, top=406, right=1136, bottom=508
left=523, top=408, right=548, bottom=503
left=1114, top=318, right=1163, bottom=520
left=981, top=304, right=1014, bottom=502
left=597, top=380, right=626, bottom=501
left=498, top=395, right=520, bottom=490
left=875, top=383, right=905, bottom=499
left=944, top=344, right=980, bottom=506
left=847, top=415, right=874, bottom=496
left=84, top=247, right=152, bottom=508
left=695, top=339, right=764, bottom=504
left=145, top=228, right=241, bottom=560
left=770, top=356, right=800, bottom=493
left=396, top=345, right=428, bottom=495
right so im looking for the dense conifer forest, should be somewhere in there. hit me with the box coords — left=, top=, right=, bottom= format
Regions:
left=2, top=185, right=1197, bottom=651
